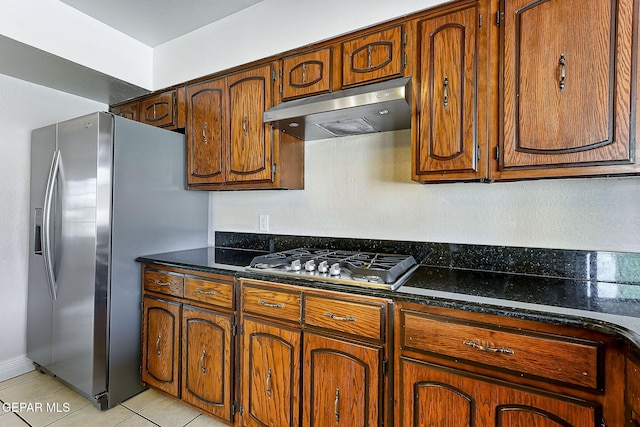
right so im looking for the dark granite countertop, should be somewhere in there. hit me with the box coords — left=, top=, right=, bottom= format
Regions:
left=137, top=244, right=640, bottom=351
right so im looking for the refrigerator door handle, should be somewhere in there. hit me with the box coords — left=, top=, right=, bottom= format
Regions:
left=43, top=149, right=61, bottom=300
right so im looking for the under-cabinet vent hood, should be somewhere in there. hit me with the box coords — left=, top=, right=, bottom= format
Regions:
left=264, top=77, right=412, bottom=141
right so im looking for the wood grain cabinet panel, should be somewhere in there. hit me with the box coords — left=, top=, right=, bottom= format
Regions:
left=399, top=358, right=599, bottom=427
left=185, top=63, right=303, bottom=190
left=401, top=309, right=603, bottom=389
left=143, top=268, right=184, bottom=298
left=282, top=48, right=333, bottom=100
left=181, top=305, right=234, bottom=422
left=341, top=25, right=405, bottom=87
left=227, top=65, right=274, bottom=183
left=184, top=275, right=234, bottom=309
left=412, top=2, right=486, bottom=182
left=141, top=296, right=181, bottom=397
left=304, top=294, right=385, bottom=341
left=302, top=332, right=383, bottom=427
left=628, top=352, right=640, bottom=425
left=242, top=318, right=301, bottom=427
left=498, top=0, right=635, bottom=177
left=242, top=282, right=302, bottom=324
left=140, top=90, right=179, bottom=129
left=110, top=101, right=139, bottom=121
left=186, top=78, right=227, bottom=186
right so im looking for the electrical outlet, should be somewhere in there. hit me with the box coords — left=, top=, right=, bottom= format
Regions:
left=259, top=214, right=269, bottom=232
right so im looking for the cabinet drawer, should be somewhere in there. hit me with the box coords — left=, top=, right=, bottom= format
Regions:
left=144, top=269, right=184, bottom=297
left=242, top=284, right=301, bottom=324
left=184, top=276, right=234, bottom=309
left=401, top=310, right=603, bottom=389
left=304, top=295, right=385, bottom=341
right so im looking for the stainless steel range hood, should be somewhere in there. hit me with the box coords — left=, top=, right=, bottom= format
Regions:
left=264, top=77, right=412, bottom=141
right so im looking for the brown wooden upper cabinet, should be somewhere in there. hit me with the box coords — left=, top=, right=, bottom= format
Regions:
left=281, top=48, right=333, bottom=101
left=341, top=25, right=406, bottom=88
left=111, top=101, right=139, bottom=122
left=186, top=63, right=304, bottom=190
left=411, top=1, right=487, bottom=182
left=139, top=89, right=185, bottom=130
left=496, top=0, right=638, bottom=179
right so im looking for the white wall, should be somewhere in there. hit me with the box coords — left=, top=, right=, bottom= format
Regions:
left=210, top=131, right=640, bottom=253
left=0, top=74, right=106, bottom=380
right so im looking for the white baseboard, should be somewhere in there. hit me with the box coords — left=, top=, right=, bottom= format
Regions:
left=0, top=355, right=34, bottom=382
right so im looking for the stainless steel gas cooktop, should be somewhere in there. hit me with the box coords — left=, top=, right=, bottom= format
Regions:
left=246, top=248, right=418, bottom=290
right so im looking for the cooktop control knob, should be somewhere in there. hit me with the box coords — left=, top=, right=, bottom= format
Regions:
left=317, top=260, right=329, bottom=273
left=304, top=259, right=316, bottom=272
left=329, top=263, right=341, bottom=276
left=291, top=259, right=302, bottom=271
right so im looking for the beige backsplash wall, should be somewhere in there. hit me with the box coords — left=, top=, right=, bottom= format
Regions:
left=209, top=130, right=640, bottom=253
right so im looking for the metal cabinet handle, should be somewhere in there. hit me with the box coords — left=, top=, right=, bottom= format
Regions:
left=153, top=104, right=157, bottom=119
left=334, top=388, right=340, bottom=422
left=242, top=116, right=249, bottom=136
left=302, top=63, right=307, bottom=84
left=266, top=367, right=272, bottom=397
left=443, top=76, right=449, bottom=108
left=154, top=280, right=171, bottom=287
left=155, top=334, right=162, bottom=356
left=202, top=122, right=208, bottom=145
left=196, top=288, right=216, bottom=295
left=259, top=300, right=284, bottom=309
left=559, top=54, right=566, bottom=92
left=200, top=348, right=207, bottom=374
left=367, top=45, right=373, bottom=69
left=324, top=312, right=356, bottom=322
left=463, top=340, right=514, bottom=355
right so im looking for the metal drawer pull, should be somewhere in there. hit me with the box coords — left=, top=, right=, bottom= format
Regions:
left=334, top=388, right=340, bottom=422
left=154, top=280, right=171, bottom=287
left=196, top=288, right=216, bottom=295
left=324, top=312, right=356, bottom=322
left=463, top=340, right=514, bottom=355
left=558, top=54, right=566, bottom=92
left=202, top=122, right=208, bottom=145
left=266, top=368, right=272, bottom=397
left=155, top=334, right=162, bottom=356
left=200, top=348, right=207, bottom=374
left=259, top=300, right=284, bottom=309
left=443, top=76, right=449, bottom=108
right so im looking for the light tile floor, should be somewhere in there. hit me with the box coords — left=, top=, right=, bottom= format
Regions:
left=0, top=371, right=228, bottom=427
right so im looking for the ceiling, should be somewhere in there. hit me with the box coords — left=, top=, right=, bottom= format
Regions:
left=60, top=0, right=266, bottom=47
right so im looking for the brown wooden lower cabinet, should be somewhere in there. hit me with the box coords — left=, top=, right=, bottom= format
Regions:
left=182, top=305, right=234, bottom=423
left=241, top=317, right=301, bottom=427
left=141, top=296, right=181, bottom=397
left=302, top=332, right=382, bottom=427
left=140, top=268, right=637, bottom=427
left=399, top=357, right=598, bottom=426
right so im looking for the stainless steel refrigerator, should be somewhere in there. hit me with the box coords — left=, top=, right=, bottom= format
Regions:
left=27, top=112, right=209, bottom=409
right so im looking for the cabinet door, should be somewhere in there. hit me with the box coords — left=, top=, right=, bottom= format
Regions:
left=500, top=0, right=634, bottom=173
left=182, top=305, right=234, bottom=423
left=141, top=296, right=181, bottom=397
left=282, top=48, right=333, bottom=101
left=227, top=65, right=274, bottom=183
left=342, top=25, right=404, bottom=87
left=398, top=358, right=599, bottom=427
left=628, top=353, right=640, bottom=426
left=303, top=332, right=383, bottom=427
left=140, top=90, right=177, bottom=129
left=111, top=101, right=139, bottom=121
left=413, top=4, right=483, bottom=181
left=242, top=318, right=301, bottom=427
left=186, top=78, right=227, bottom=185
